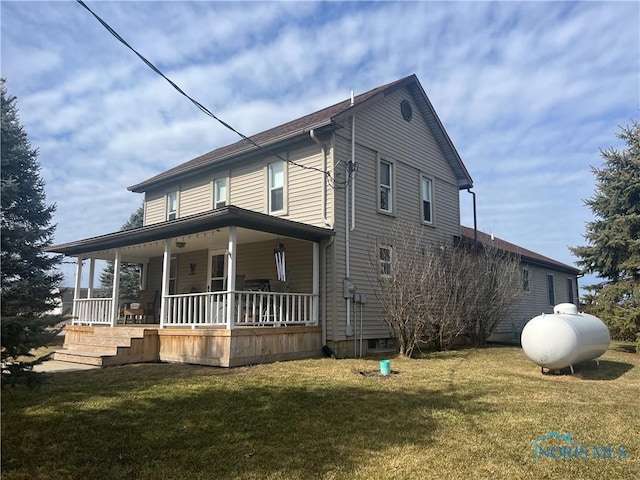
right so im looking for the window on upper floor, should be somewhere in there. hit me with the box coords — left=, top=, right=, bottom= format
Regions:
left=522, top=268, right=530, bottom=293
left=268, top=161, right=284, bottom=214
left=567, top=277, right=574, bottom=304
left=166, top=191, right=178, bottom=220
left=421, top=176, right=433, bottom=224
left=547, top=274, right=555, bottom=306
left=379, top=245, right=393, bottom=278
left=214, top=178, right=227, bottom=209
left=379, top=160, right=393, bottom=213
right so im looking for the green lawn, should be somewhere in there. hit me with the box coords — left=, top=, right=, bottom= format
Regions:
left=2, top=347, right=639, bottom=480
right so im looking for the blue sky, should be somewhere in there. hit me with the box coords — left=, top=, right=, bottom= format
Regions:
left=2, top=1, right=638, bottom=291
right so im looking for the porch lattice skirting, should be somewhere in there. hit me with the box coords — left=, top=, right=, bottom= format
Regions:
left=55, top=325, right=322, bottom=367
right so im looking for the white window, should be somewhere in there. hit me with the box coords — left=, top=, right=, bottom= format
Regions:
left=379, top=161, right=393, bottom=212
left=166, top=191, right=178, bottom=220
left=269, top=161, right=284, bottom=213
left=421, top=176, right=433, bottom=224
left=379, top=245, right=393, bottom=277
left=567, top=278, right=574, bottom=304
left=214, top=178, right=227, bottom=209
left=547, top=274, right=555, bottom=306
left=522, top=268, right=530, bottom=293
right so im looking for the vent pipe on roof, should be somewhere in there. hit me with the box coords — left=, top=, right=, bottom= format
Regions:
left=350, top=90, right=354, bottom=106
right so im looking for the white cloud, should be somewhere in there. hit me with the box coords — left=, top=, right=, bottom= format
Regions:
left=2, top=0, right=638, bottom=290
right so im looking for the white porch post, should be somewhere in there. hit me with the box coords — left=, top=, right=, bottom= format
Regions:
left=313, top=242, right=319, bottom=325
left=141, top=261, right=149, bottom=289
left=159, top=239, right=172, bottom=328
left=110, top=249, right=121, bottom=327
left=87, top=258, right=96, bottom=298
left=226, top=226, right=237, bottom=329
left=72, top=257, right=83, bottom=320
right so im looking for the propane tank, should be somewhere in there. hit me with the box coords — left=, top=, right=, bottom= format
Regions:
left=521, top=303, right=610, bottom=372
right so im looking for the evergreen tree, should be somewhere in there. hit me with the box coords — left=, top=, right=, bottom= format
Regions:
left=99, top=204, right=144, bottom=304
left=570, top=121, right=640, bottom=342
left=1, top=79, right=64, bottom=386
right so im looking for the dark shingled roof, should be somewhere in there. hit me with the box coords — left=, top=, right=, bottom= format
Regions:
left=129, top=74, right=473, bottom=192
left=460, top=226, right=580, bottom=274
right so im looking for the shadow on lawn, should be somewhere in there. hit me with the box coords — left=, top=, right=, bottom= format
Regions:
left=542, top=359, right=635, bottom=380
left=1, top=364, right=493, bottom=480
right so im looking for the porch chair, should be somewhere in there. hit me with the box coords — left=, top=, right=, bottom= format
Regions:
left=123, top=290, right=158, bottom=324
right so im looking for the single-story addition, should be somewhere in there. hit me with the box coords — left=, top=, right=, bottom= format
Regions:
left=460, top=226, right=581, bottom=344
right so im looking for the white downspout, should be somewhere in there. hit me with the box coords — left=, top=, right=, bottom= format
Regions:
left=351, top=114, right=356, bottom=232
left=310, top=129, right=331, bottom=227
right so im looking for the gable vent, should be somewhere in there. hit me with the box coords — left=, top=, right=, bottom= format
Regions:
left=400, top=99, right=413, bottom=122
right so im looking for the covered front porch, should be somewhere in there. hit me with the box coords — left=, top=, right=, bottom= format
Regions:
left=48, top=206, right=332, bottom=366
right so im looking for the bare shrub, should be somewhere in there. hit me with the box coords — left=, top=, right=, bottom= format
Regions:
left=371, top=223, right=523, bottom=355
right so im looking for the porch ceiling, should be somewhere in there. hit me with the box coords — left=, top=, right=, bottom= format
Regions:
left=46, top=205, right=333, bottom=260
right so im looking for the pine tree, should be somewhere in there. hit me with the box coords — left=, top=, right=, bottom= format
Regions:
left=99, top=205, right=144, bottom=304
left=570, top=121, right=640, bottom=342
left=1, top=79, right=64, bottom=386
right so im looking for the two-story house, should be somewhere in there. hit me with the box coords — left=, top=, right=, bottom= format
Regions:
left=49, top=74, right=477, bottom=366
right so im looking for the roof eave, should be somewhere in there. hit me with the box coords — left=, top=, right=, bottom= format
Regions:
left=46, top=206, right=334, bottom=256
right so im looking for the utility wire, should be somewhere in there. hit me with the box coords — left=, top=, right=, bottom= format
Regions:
left=75, top=0, right=351, bottom=187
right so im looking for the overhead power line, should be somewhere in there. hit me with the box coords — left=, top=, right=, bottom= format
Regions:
left=75, top=0, right=349, bottom=186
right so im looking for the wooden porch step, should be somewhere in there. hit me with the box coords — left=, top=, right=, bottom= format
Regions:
left=61, top=343, right=119, bottom=355
left=55, top=326, right=160, bottom=367
left=54, top=350, right=110, bottom=366
left=82, top=335, right=136, bottom=347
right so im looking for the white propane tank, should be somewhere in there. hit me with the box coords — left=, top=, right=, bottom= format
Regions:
left=521, top=303, right=610, bottom=371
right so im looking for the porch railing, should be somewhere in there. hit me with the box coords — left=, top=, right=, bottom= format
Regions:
left=162, top=291, right=317, bottom=328
left=73, top=298, right=113, bottom=325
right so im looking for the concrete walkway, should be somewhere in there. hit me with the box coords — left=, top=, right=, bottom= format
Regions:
left=33, top=360, right=100, bottom=373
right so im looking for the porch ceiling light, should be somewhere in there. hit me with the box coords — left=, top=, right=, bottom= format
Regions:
left=175, top=241, right=186, bottom=249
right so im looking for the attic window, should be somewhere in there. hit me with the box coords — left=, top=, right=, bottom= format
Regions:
left=401, top=100, right=412, bottom=122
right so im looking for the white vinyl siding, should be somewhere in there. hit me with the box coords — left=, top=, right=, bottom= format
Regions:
left=179, top=180, right=210, bottom=217
left=214, top=178, right=227, bottom=209
left=421, top=175, right=433, bottom=224
left=144, top=191, right=165, bottom=225
left=329, top=88, right=462, bottom=342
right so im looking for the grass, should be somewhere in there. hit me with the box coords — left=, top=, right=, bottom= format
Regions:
left=2, top=347, right=639, bottom=480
